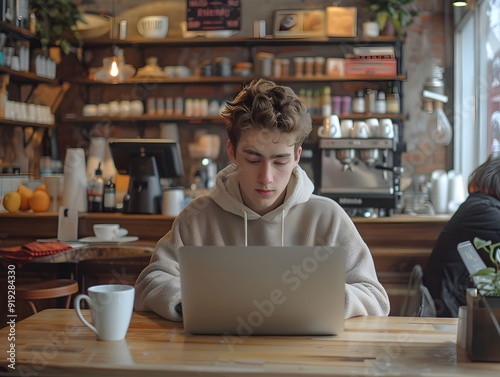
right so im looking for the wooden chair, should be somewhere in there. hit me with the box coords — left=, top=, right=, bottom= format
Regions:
left=16, top=279, right=79, bottom=314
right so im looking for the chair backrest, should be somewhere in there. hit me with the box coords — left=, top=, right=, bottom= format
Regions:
left=399, top=264, right=437, bottom=317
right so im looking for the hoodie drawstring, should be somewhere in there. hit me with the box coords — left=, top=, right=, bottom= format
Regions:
left=242, top=209, right=285, bottom=246
left=243, top=210, right=248, bottom=246
left=281, top=209, right=285, bottom=246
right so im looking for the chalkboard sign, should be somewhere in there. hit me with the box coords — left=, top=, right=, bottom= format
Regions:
left=186, top=0, right=241, bottom=31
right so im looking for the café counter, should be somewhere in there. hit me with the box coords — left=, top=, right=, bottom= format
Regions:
left=0, top=212, right=450, bottom=318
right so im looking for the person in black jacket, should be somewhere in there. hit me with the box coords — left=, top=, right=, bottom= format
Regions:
left=423, top=155, right=500, bottom=317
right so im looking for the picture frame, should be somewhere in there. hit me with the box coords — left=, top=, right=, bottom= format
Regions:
left=273, top=10, right=326, bottom=38
left=326, top=6, right=357, bottom=37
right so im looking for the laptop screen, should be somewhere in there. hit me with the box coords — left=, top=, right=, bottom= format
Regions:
left=179, top=246, right=346, bottom=336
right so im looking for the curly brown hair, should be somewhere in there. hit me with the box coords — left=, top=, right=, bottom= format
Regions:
left=220, top=79, right=312, bottom=155
left=468, top=155, right=500, bottom=199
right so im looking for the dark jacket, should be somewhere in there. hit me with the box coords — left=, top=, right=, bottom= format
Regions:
left=423, top=193, right=500, bottom=317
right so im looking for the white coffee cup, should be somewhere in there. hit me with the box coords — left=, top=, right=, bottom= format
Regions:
left=137, top=16, right=169, bottom=39
left=351, top=121, right=370, bottom=138
left=93, top=223, right=128, bottom=241
left=318, top=115, right=341, bottom=138
left=340, top=119, right=353, bottom=138
left=83, top=104, right=97, bottom=117
left=108, top=101, right=120, bottom=116
left=366, top=118, right=380, bottom=138
left=380, top=118, right=394, bottom=138
left=162, top=188, right=184, bottom=217
left=74, top=284, right=134, bottom=341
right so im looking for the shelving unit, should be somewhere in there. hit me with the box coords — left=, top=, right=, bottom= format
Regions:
left=59, top=35, right=406, bottom=191
left=0, top=21, right=59, bottom=131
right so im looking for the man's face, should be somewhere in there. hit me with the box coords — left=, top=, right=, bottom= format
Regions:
left=227, top=128, right=302, bottom=216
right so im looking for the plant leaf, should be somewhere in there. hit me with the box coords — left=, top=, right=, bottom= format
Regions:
left=473, top=237, right=491, bottom=250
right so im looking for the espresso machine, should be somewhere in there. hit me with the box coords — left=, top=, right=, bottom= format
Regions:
left=317, top=123, right=403, bottom=216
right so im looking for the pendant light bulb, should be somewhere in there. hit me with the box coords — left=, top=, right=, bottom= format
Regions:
left=452, top=0, right=467, bottom=6
left=110, top=59, right=119, bottom=77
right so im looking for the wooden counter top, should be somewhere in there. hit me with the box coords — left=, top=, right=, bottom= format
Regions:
left=1, top=309, right=498, bottom=377
left=0, top=212, right=450, bottom=319
left=0, top=211, right=449, bottom=247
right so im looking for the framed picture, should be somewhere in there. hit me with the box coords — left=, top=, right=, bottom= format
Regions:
left=273, top=10, right=326, bottom=38
left=326, top=6, right=357, bottom=37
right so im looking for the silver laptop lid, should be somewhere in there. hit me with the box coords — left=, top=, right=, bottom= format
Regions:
left=179, top=246, right=346, bottom=336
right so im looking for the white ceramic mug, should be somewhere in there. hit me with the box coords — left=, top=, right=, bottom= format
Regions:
left=351, top=121, right=370, bottom=138
left=366, top=118, right=380, bottom=138
left=162, top=188, right=184, bottom=217
left=380, top=118, right=394, bottom=138
left=318, top=115, right=341, bottom=138
left=74, top=285, right=134, bottom=341
left=93, top=224, right=128, bottom=241
left=340, top=119, right=353, bottom=138
left=137, top=16, right=168, bottom=39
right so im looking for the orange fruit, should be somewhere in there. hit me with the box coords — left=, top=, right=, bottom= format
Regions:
left=17, top=185, right=33, bottom=211
left=29, top=190, right=50, bottom=212
left=35, top=183, right=47, bottom=192
left=3, top=192, right=21, bottom=212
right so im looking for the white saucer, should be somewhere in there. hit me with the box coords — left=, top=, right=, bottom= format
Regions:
left=78, top=236, right=139, bottom=244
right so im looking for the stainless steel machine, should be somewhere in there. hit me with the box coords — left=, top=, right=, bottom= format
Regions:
left=318, top=137, right=403, bottom=216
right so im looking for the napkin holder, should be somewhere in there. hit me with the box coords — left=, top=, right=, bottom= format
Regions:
left=57, top=207, right=79, bottom=242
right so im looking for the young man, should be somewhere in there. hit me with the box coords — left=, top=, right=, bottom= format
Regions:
left=134, top=79, right=390, bottom=321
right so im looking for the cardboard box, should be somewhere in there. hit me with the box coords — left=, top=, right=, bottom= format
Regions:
left=345, top=59, right=397, bottom=76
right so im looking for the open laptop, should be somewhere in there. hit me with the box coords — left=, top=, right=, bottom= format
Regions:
left=179, top=246, right=346, bottom=336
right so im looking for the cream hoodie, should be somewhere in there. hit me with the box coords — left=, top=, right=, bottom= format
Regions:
left=134, top=164, right=390, bottom=321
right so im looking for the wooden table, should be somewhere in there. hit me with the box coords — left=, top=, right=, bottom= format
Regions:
left=1, top=310, right=499, bottom=377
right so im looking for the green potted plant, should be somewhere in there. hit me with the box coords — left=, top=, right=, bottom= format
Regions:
left=29, top=0, right=84, bottom=55
left=364, top=0, right=418, bottom=37
left=466, top=237, right=500, bottom=362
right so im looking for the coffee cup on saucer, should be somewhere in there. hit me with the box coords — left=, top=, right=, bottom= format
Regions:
left=93, top=224, right=128, bottom=241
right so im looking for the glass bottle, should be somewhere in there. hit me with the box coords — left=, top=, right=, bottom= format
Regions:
left=352, top=90, right=365, bottom=113
left=103, top=178, right=116, bottom=212
left=386, top=86, right=400, bottom=114
left=87, top=162, right=104, bottom=212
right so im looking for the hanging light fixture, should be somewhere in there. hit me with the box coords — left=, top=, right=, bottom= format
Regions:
left=452, top=0, right=468, bottom=7
left=108, top=0, right=120, bottom=79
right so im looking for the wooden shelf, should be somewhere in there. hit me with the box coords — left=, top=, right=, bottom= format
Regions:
left=0, top=118, right=55, bottom=129
left=63, top=113, right=408, bottom=124
left=83, top=35, right=403, bottom=48
left=66, top=74, right=407, bottom=86
left=63, top=114, right=225, bottom=124
left=0, top=67, right=59, bottom=85
left=0, top=21, right=37, bottom=40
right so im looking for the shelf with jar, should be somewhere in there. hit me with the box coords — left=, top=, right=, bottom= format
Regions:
left=62, top=36, right=406, bottom=133
left=0, top=20, right=60, bottom=130
left=65, top=74, right=407, bottom=86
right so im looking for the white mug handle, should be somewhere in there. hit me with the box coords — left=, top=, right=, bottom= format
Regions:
left=74, top=294, right=98, bottom=336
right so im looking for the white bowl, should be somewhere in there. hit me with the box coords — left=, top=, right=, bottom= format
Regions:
left=76, top=13, right=111, bottom=40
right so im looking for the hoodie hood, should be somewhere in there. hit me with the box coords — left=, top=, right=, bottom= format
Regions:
left=210, top=163, right=314, bottom=222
